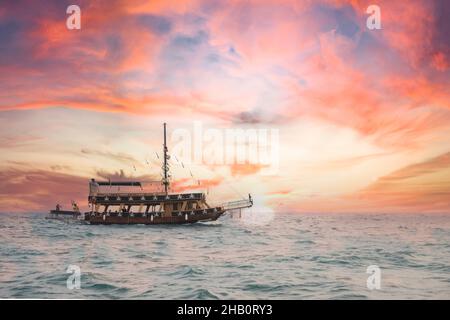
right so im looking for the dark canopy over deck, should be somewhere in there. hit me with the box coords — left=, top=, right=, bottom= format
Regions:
left=96, top=181, right=142, bottom=187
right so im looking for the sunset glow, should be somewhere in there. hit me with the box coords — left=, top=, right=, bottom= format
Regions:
left=0, top=0, right=449, bottom=213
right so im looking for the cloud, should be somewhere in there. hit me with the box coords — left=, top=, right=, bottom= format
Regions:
left=431, top=52, right=450, bottom=72
left=266, top=188, right=292, bottom=196
left=349, top=152, right=450, bottom=212
left=80, top=148, right=138, bottom=164
left=229, top=163, right=268, bottom=176
left=0, top=168, right=88, bottom=212
left=95, top=169, right=159, bottom=182
left=361, top=152, right=450, bottom=186
left=170, top=176, right=223, bottom=192
left=1, top=0, right=450, bottom=214
left=0, top=135, right=42, bottom=148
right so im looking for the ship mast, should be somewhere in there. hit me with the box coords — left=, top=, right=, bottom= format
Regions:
left=162, top=123, right=170, bottom=194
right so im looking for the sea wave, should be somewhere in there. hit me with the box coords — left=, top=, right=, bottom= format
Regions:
left=1, top=212, right=450, bottom=299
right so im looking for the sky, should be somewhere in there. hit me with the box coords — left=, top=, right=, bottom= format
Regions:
left=0, top=0, right=449, bottom=213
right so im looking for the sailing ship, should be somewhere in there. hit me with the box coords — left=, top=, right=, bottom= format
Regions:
left=48, top=123, right=253, bottom=225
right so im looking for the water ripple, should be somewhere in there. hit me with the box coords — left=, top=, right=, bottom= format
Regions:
left=0, top=212, right=450, bottom=299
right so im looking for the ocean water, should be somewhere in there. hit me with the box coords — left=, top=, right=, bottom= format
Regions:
left=0, top=212, right=449, bottom=299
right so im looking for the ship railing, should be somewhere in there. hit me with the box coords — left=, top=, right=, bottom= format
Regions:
left=88, top=192, right=205, bottom=203
left=222, top=199, right=253, bottom=211
left=96, top=192, right=166, bottom=196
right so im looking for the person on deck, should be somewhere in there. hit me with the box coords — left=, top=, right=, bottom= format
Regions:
left=89, top=178, right=100, bottom=197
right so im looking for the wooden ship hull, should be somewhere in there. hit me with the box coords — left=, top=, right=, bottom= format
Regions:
left=84, top=208, right=225, bottom=225
left=84, top=190, right=233, bottom=225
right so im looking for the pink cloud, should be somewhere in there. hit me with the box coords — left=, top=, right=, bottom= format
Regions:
left=0, top=169, right=88, bottom=213
left=1, top=0, right=449, bottom=214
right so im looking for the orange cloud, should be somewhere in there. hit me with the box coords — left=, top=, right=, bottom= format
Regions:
left=0, top=169, right=88, bottom=213
left=383, top=76, right=450, bottom=110
left=170, top=177, right=223, bottom=192
left=267, top=189, right=292, bottom=195
left=350, top=152, right=450, bottom=212
left=229, top=163, right=268, bottom=176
